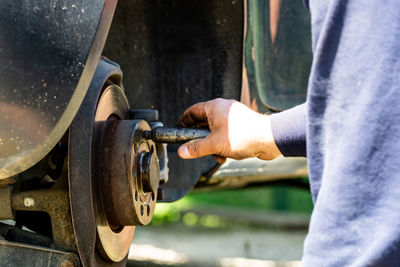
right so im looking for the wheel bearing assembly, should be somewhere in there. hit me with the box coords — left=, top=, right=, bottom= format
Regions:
left=93, top=84, right=160, bottom=262
left=99, top=118, right=159, bottom=229
left=68, top=59, right=164, bottom=266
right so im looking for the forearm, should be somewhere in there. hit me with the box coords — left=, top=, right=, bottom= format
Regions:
left=177, top=98, right=306, bottom=161
left=270, top=103, right=307, bottom=157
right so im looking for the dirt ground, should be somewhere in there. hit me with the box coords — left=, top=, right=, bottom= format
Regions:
left=127, top=222, right=306, bottom=267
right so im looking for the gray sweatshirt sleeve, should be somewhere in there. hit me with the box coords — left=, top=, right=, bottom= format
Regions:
left=269, top=103, right=307, bottom=157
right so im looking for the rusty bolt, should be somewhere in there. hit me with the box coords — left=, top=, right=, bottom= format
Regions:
left=139, top=152, right=160, bottom=193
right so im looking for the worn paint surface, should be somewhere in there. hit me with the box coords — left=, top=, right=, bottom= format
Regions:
left=0, top=0, right=116, bottom=179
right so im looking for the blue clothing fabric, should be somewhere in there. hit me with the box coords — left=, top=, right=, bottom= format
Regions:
left=271, top=103, right=307, bottom=157
left=270, top=1, right=400, bottom=266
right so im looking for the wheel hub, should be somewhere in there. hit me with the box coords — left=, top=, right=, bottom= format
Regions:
left=69, top=59, right=163, bottom=266
left=93, top=85, right=160, bottom=262
left=98, top=119, right=159, bottom=228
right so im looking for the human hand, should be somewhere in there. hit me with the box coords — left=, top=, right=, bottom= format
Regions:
left=177, top=98, right=281, bottom=163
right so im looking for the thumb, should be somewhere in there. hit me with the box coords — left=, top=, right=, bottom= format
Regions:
left=177, top=138, right=212, bottom=159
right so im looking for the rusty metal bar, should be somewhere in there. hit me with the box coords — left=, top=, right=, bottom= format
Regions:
left=12, top=190, right=76, bottom=251
left=0, top=185, right=14, bottom=220
left=0, top=239, right=79, bottom=267
left=147, top=127, right=210, bottom=144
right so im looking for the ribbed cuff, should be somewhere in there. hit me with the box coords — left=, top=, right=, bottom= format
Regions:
left=270, top=103, right=307, bottom=157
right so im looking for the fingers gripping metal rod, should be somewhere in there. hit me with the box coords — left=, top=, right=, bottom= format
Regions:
left=144, top=127, right=210, bottom=144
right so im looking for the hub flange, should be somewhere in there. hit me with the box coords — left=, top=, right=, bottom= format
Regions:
left=98, top=119, right=159, bottom=227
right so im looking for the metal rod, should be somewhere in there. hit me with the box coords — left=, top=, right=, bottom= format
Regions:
left=146, top=127, right=210, bottom=144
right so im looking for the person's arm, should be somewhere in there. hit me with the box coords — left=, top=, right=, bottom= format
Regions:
left=177, top=98, right=306, bottom=161
left=270, top=103, right=307, bottom=157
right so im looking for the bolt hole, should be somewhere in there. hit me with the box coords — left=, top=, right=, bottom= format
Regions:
left=135, top=191, right=138, bottom=201
left=140, top=205, right=144, bottom=216
left=147, top=205, right=150, bottom=216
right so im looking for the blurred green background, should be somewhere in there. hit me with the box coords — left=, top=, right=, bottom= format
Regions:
left=151, top=182, right=313, bottom=227
left=129, top=180, right=313, bottom=266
